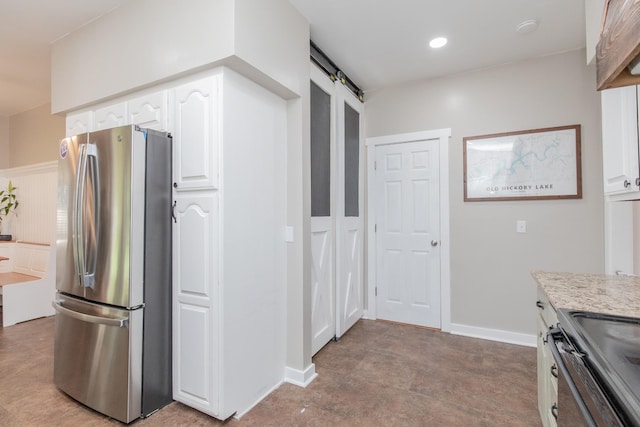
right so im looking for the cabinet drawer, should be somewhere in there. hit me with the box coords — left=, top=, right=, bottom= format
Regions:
left=537, top=285, right=558, bottom=329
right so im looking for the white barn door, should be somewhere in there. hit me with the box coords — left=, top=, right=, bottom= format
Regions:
left=310, top=65, right=365, bottom=353
left=310, top=68, right=336, bottom=355
left=335, top=83, right=364, bottom=338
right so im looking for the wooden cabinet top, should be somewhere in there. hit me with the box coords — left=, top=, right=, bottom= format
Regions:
left=597, top=0, right=640, bottom=90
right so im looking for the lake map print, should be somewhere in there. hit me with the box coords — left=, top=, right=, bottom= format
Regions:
left=464, top=125, right=581, bottom=201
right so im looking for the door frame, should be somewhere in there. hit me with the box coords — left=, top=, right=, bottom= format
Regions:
left=365, top=129, right=451, bottom=332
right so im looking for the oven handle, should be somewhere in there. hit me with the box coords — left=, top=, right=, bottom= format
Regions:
left=547, top=328, right=597, bottom=427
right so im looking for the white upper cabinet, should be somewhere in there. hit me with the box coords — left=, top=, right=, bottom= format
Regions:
left=128, top=91, right=168, bottom=131
left=601, top=85, right=640, bottom=199
left=172, top=76, right=220, bottom=191
left=93, top=102, right=127, bottom=130
left=65, top=111, right=92, bottom=137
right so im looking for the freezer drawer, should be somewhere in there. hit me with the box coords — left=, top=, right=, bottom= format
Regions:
left=53, top=294, right=143, bottom=423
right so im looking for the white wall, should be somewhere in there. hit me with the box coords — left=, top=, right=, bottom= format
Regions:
left=51, top=0, right=309, bottom=114
left=0, top=116, right=8, bottom=168
left=365, top=49, right=604, bottom=336
left=9, top=104, right=65, bottom=167
left=51, top=0, right=235, bottom=113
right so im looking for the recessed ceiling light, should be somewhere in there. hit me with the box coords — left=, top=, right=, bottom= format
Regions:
left=516, top=19, right=539, bottom=34
left=429, top=37, right=448, bottom=49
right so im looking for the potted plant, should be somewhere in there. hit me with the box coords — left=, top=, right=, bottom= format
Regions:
left=0, top=181, right=18, bottom=241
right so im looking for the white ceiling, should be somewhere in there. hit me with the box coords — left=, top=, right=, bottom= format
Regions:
left=289, top=0, right=586, bottom=92
left=1, top=0, right=585, bottom=117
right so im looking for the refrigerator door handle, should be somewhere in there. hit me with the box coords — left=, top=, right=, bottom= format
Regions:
left=73, top=144, right=87, bottom=287
left=52, top=301, right=129, bottom=328
left=72, top=143, right=99, bottom=288
left=84, top=143, right=99, bottom=288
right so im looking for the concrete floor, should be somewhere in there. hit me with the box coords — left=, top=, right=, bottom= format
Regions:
left=0, top=316, right=540, bottom=426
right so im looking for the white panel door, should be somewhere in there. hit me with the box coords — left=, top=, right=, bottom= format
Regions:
left=128, top=91, right=168, bottom=131
left=172, top=194, right=219, bottom=415
left=336, top=84, right=364, bottom=338
left=375, top=140, right=441, bottom=328
left=310, top=67, right=336, bottom=354
left=173, top=75, right=220, bottom=191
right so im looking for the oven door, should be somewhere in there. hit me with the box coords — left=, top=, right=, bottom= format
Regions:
left=548, top=328, right=623, bottom=427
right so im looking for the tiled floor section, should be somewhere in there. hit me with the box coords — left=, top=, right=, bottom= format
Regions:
left=0, top=316, right=540, bottom=426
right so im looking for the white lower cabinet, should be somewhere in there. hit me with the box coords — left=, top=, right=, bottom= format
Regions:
left=536, top=285, right=558, bottom=427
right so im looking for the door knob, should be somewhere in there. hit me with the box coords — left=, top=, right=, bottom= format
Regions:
left=431, top=240, right=439, bottom=247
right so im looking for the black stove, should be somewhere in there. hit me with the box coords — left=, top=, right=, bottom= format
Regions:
left=553, top=309, right=640, bottom=426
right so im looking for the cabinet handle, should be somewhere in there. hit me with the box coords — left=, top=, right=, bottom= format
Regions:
left=550, top=363, right=558, bottom=378
left=171, top=201, right=177, bottom=223
left=551, top=403, right=558, bottom=420
left=636, top=177, right=640, bottom=187
left=624, top=180, right=631, bottom=188
left=536, top=300, right=544, bottom=310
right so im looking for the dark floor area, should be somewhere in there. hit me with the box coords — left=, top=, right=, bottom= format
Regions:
left=0, top=316, right=540, bottom=426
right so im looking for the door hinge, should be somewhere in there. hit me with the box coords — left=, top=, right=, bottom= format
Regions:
left=375, top=287, right=378, bottom=296
left=375, top=224, right=377, bottom=232
left=374, top=161, right=377, bottom=170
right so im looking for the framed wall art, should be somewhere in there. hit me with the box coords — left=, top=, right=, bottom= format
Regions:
left=463, top=124, right=582, bottom=201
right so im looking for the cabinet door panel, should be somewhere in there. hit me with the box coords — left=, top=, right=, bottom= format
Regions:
left=173, top=76, right=219, bottom=191
left=172, top=194, right=219, bottom=416
left=66, top=111, right=92, bottom=136
left=173, top=197, right=217, bottom=297
left=176, top=303, right=210, bottom=401
left=128, top=91, right=167, bottom=130
left=94, top=102, right=127, bottom=130
left=601, top=85, right=640, bottom=196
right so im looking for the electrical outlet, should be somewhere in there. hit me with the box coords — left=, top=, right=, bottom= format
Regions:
left=517, top=220, right=526, bottom=233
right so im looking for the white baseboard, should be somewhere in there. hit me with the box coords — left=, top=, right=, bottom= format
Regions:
left=450, top=323, right=537, bottom=347
left=233, top=380, right=283, bottom=419
left=362, top=310, right=375, bottom=320
left=284, top=363, right=318, bottom=388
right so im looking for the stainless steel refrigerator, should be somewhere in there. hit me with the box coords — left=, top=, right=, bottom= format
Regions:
left=53, top=125, right=172, bottom=423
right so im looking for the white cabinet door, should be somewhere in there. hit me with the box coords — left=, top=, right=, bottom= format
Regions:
left=94, top=102, right=127, bottom=130
left=172, top=194, right=219, bottom=416
left=128, top=91, right=168, bottom=130
left=173, top=76, right=219, bottom=191
left=66, top=111, right=92, bottom=136
left=601, top=85, right=640, bottom=197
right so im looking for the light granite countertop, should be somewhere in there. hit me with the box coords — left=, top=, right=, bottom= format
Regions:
left=532, top=271, right=640, bottom=318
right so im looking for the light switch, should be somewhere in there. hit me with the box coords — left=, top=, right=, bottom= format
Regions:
left=285, top=226, right=294, bottom=242
left=517, top=220, right=526, bottom=233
